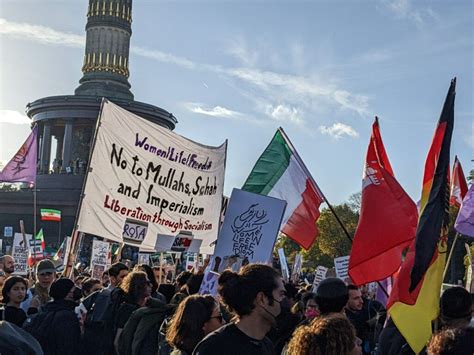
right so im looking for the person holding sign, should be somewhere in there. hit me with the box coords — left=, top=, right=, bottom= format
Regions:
left=193, top=264, right=285, bottom=355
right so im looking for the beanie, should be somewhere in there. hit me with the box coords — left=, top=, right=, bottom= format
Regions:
left=441, top=286, right=472, bottom=319
left=49, top=278, right=74, bottom=300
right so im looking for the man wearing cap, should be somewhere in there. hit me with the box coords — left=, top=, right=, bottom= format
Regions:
left=21, top=259, right=56, bottom=314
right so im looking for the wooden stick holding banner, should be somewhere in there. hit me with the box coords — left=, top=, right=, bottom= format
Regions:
left=114, top=242, right=125, bottom=263
left=442, top=233, right=460, bottom=283
left=279, top=127, right=389, bottom=297
left=65, top=99, right=107, bottom=278
left=19, top=220, right=32, bottom=275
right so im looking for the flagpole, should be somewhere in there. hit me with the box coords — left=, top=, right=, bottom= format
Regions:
left=65, top=99, right=107, bottom=277
left=278, top=127, right=389, bottom=297
left=442, top=233, right=460, bottom=283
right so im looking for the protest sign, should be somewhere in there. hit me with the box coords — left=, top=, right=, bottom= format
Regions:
left=90, top=240, right=110, bottom=279
left=291, top=253, right=303, bottom=283
left=210, top=188, right=286, bottom=273
left=334, top=255, right=350, bottom=280
left=188, top=239, right=203, bottom=254
left=152, top=234, right=176, bottom=252
left=12, top=233, right=32, bottom=275
left=312, top=265, right=328, bottom=292
left=137, top=253, right=150, bottom=265
left=171, top=232, right=194, bottom=252
left=76, top=100, right=227, bottom=254
left=465, top=243, right=473, bottom=292
left=4, top=226, right=13, bottom=237
left=199, top=270, right=220, bottom=296
left=63, top=237, right=72, bottom=267
left=278, top=248, right=290, bottom=282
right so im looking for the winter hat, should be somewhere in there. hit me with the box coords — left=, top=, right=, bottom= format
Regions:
left=316, top=278, right=348, bottom=298
left=36, top=259, right=56, bottom=275
left=441, top=286, right=472, bottom=320
left=49, top=278, right=74, bottom=300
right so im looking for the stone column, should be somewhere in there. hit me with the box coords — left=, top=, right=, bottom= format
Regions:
left=40, top=122, right=52, bottom=173
left=62, top=119, right=74, bottom=172
left=54, top=133, right=64, bottom=173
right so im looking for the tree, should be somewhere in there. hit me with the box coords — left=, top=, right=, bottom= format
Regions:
left=273, top=234, right=301, bottom=264
left=302, top=203, right=359, bottom=270
left=348, top=192, right=362, bottom=213
left=0, top=183, right=20, bottom=192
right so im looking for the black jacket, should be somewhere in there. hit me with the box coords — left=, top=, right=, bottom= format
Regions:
left=24, top=299, right=81, bottom=355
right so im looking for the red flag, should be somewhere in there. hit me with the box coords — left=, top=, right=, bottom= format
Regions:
left=349, top=117, right=418, bottom=285
left=449, top=156, right=468, bottom=207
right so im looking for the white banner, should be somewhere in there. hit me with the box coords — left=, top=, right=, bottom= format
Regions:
left=12, top=233, right=32, bottom=275
left=77, top=100, right=227, bottom=254
left=278, top=248, right=290, bottom=282
left=291, top=253, right=303, bottom=283
left=334, top=255, right=350, bottom=280
left=90, top=240, right=110, bottom=279
left=210, top=188, right=286, bottom=273
left=312, top=265, right=328, bottom=292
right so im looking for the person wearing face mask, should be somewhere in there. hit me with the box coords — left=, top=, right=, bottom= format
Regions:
left=23, top=277, right=83, bottom=355
left=193, top=264, right=286, bottom=355
left=1, top=276, right=28, bottom=327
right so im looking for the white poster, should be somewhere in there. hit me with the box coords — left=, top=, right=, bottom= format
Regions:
left=199, top=270, right=220, bottom=296
left=137, top=253, right=151, bottom=265
left=77, top=100, right=227, bottom=254
left=63, top=236, right=72, bottom=267
left=278, top=248, right=290, bottom=282
left=312, top=265, right=328, bottom=292
left=291, top=253, right=303, bottom=283
left=90, top=240, right=110, bottom=279
left=334, top=255, right=350, bottom=280
left=153, top=234, right=176, bottom=252
left=210, top=188, right=286, bottom=273
left=12, top=233, right=32, bottom=275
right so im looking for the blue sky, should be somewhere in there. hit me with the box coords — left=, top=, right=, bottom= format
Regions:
left=0, top=0, right=472, bottom=204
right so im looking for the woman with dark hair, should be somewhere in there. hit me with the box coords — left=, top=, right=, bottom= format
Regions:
left=166, top=295, right=224, bottom=354
left=134, top=264, right=166, bottom=303
left=193, top=263, right=286, bottom=355
left=1, top=276, right=28, bottom=326
left=114, top=271, right=152, bottom=352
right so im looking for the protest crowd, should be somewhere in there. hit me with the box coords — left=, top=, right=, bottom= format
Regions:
left=0, top=51, right=473, bottom=355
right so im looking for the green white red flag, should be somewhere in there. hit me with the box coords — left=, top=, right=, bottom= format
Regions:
left=40, top=208, right=61, bottom=222
left=242, top=128, right=324, bottom=249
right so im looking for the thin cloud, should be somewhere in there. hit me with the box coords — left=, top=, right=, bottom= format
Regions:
left=319, top=122, right=359, bottom=139
left=381, top=0, right=439, bottom=26
left=226, top=36, right=259, bottom=67
left=184, top=103, right=244, bottom=119
left=0, top=18, right=372, bottom=119
left=265, top=104, right=303, bottom=125
left=0, top=18, right=84, bottom=47
left=0, top=110, right=31, bottom=125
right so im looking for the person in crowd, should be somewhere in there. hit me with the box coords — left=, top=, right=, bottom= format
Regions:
left=427, top=326, right=474, bottom=355
left=134, top=264, right=166, bottom=303
left=0, top=270, right=6, bottom=301
left=81, top=278, right=102, bottom=298
left=0, top=256, right=15, bottom=279
left=286, top=313, right=362, bottom=355
left=101, top=270, right=110, bottom=288
left=21, top=259, right=56, bottom=314
left=439, top=286, right=472, bottom=329
left=315, top=277, right=349, bottom=315
left=166, top=295, right=225, bottom=355
left=1, top=276, right=28, bottom=327
left=113, top=271, right=152, bottom=353
left=346, top=284, right=385, bottom=355
left=170, top=271, right=193, bottom=305
left=24, top=278, right=82, bottom=355
left=193, top=263, right=286, bottom=355
left=284, top=283, right=299, bottom=308
left=301, top=292, right=320, bottom=323
left=170, top=273, right=203, bottom=306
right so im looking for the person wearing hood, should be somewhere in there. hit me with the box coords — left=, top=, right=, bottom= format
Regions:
left=24, top=278, right=82, bottom=355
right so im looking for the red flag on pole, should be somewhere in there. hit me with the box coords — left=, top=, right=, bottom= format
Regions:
left=449, top=156, right=468, bottom=207
left=349, top=117, right=418, bottom=285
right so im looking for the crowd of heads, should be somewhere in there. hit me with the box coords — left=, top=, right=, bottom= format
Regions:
left=0, top=253, right=471, bottom=355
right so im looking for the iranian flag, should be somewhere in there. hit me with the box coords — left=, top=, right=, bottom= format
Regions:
left=41, top=208, right=61, bottom=222
left=242, top=128, right=325, bottom=249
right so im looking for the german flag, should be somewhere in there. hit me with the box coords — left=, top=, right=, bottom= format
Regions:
left=387, top=78, right=455, bottom=354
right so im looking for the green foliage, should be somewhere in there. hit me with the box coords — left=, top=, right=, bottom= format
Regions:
left=0, top=183, right=20, bottom=192
left=274, top=235, right=301, bottom=264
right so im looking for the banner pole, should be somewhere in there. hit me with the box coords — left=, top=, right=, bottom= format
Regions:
left=64, top=99, right=108, bottom=276
left=442, top=232, right=459, bottom=283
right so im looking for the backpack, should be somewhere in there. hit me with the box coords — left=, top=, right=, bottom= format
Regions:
left=118, top=299, right=175, bottom=355
left=83, top=287, right=126, bottom=355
